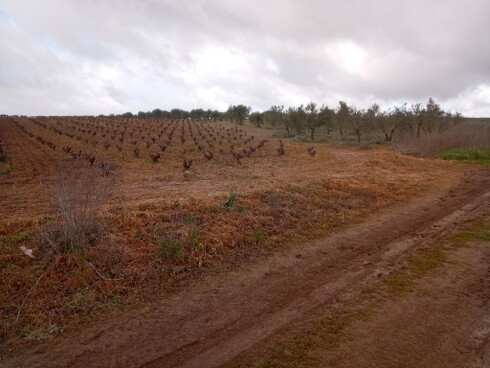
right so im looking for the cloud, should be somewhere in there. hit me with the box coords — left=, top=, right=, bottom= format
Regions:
left=0, top=0, right=489, bottom=115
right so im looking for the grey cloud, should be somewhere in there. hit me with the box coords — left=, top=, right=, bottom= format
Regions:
left=0, top=0, right=489, bottom=116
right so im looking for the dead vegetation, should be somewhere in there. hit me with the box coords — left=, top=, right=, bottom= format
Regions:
left=0, top=114, right=476, bottom=349
left=392, top=124, right=490, bottom=157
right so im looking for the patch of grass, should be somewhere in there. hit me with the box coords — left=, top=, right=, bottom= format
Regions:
left=383, top=274, right=412, bottom=294
left=437, top=148, right=490, bottom=163
left=252, top=226, right=267, bottom=245
left=225, top=191, right=238, bottom=208
left=132, top=229, right=142, bottom=239
left=409, top=245, right=445, bottom=276
left=448, top=219, right=490, bottom=247
left=0, top=230, right=32, bottom=244
left=246, top=308, right=371, bottom=368
left=158, top=237, right=183, bottom=260
left=23, top=323, right=62, bottom=341
left=224, top=191, right=247, bottom=212
left=187, top=227, right=201, bottom=248
left=184, top=214, right=195, bottom=224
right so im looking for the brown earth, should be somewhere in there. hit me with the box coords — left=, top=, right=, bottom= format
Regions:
left=2, top=164, right=488, bottom=367
left=1, top=116, right=489, bottom=367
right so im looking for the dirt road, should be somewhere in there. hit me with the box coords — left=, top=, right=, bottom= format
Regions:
left=2, top=167, right=489, bottom=368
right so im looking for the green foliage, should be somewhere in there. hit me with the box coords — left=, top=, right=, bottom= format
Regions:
left=252, top=225, right=267, bottom=245
left=383, top=275, right=412, bottom=294
left=188, top=227, right=201, bottom=248
left=249, top=111, right=264, bottom=127
left=2, top=230, right=32, bottom=244
left=224, top=191, right=238, bottom=208
left=226, top=104, right=251, bottom=125
left=437, top=148, right=490, bottom=163
left=158, top=238, right=183, bottom=260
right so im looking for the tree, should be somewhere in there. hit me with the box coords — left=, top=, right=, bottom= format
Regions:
left=226, top=105, right=251, bottom=125
left=249, top=111, right=264, bottom=127
left=263, top=105, right=285, bottom=128
left=289, top=106, right=306, bottom=136
left=190, top=108, right=206, bottom=120
left=336, top=101, right=350, bottom=139
left=304, top=102, right=324, bottom=141
left=350, top=106, right=364, bottom=143
left=319, top=104, right=335, bottom=135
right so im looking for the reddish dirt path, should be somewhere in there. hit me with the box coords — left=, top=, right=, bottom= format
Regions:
left=2, top=166, right=489, bottom=368
left=332, top=240, right=489, bottom=368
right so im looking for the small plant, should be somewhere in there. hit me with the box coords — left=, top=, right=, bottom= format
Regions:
left=132, top=229, right=142, bottom=239
left=40, top=161, right=115, bottom=255
left=0, top=230, right=32, bottom=244
left=383, top=274, right=412, bottom=294
left=224, top=190, right=247, bottom=212
left=224, top=191, right=238, bottom=208
left=252, top=225, right=267, bottom=245
left=187, top=227, right=201, bottom=248
left=158, top=237, right=182, bottom=260
left=184, top=214, right=194, bottom=224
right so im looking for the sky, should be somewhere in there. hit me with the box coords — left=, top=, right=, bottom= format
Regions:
left=1, top=0, right=489, bottom=116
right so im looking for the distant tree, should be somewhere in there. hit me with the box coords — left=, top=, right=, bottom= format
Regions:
left=263, top=105, right=285, bottom=128
left=336, top=101, right=351, bottom=139
left=227, top=104, right=251, bottom=125
left=289, top=106, right=306, bottom=136
left=304, top=102, right=328, bottom=141
left=121, top=112, right=133, bottom=118
left=170, top=108, right=190, bottom=119
left=211, top=110, right=223, bottom=121
left=151, top=108, right=163, bottom=118
left=350, top=106, right=364, bottom=143
left=319, top=104, right=335, bottom=135
left=249, top=111, right=264, bottom=127
left=190, top=108, right=206, bottom=120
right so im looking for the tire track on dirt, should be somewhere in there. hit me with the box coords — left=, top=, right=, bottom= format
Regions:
left=2, top=168, right=489, bottom=368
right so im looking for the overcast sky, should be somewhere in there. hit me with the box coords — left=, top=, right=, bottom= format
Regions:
left=1, top=0, right=489, bottom=116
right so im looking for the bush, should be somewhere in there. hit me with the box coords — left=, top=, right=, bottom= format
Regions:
left=392, top=125, right=490, bottom=157
left=40, top=160, right=115, bottom=255
left=158, top=238, right=182, bottom=260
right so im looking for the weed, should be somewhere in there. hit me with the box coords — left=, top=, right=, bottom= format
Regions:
left=184, top=214, right=194, bottom=224
left=158, top=237, right=183, bottom=260
left=252, top=226, right=267, bottom=245
left=39, top=161, right=114, bottom=255
left=10, top=230, right=32, bottom=242
left=224, top=190, right=247, bottom=212
left=409, top=245, right=445, bottom=276
left=132, top=229, right=142, bottom=239
left=66, top=290, right=88, bottom=311
left=437, top=148, right=490, bottom=163
left=448, top=220, right=490, bottom=247
left=383, top=274, right=412, bottom=294
left=416, top=288, right=432, bottom=297
left=188, top=227, right=201, bottom=248
left=23, top=323, right=62, bottom=341
left=225, top=191, right=238, bottom=208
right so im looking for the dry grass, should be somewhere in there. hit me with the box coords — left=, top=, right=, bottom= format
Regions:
left=39, top=160, right=115, bottom=256
left=392, top=125, right=490, bottom=157
left=1, top=171, right=428, bottom=342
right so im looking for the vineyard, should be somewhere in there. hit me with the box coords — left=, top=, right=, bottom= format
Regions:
left=0, top=115, right=480, bottom=358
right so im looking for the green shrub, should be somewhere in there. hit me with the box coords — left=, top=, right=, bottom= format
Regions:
left=158, top=238, right=182, bottom=260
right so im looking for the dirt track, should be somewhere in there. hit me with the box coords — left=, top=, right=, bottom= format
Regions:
left=2, top=165, right=489, bottom=367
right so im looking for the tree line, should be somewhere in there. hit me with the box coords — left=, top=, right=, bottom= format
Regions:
left=115, top=99, right=463, bottom=143
left=251, top=98, right=463, bottom=142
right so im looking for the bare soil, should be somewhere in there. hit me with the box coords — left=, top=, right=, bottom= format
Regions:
left=1, top=116, right=489, bottom=367
left=2, top=164, right=489, bottom=367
